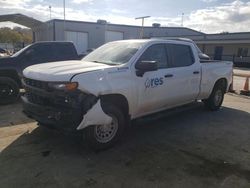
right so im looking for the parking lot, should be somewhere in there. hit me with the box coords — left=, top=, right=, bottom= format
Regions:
left=233, top=68, right=250, bottom=93
left=0, top=93, right=250, bottom=188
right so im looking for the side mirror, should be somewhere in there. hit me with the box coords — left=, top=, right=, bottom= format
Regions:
left=135, top=60, right=158, bottom=77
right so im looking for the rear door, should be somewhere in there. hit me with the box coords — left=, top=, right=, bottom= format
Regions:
left=163, top=43, right=201, bottom=107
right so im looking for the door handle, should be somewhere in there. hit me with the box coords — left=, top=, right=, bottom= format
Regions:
left=193, top=71, right=200, bottom=74
left=165, top=74, right=173, bottom=78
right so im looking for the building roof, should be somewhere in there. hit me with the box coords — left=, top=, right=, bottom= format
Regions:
left=50, top=19, right=205, bottom=36
left=0, top=13, right=43, bottom=29
left=195, top=32, right=250, bottom=44
left=156, top=32, right=250, bottom=44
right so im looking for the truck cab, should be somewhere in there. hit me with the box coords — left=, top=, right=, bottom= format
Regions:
left=0, top=41, right=79, bottom=104
left=22, top=39, right=233, bottom=150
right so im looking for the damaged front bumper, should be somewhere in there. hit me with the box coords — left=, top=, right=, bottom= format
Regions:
left=22, top=78, right=97, bottom=132
left=22, top=96, right=83, bottom=132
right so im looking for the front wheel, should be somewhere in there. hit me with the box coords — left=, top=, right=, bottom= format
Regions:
left=0, top=77, right=20, bottom=105
left=84, top=103, right=125, bottom=151
left=203, top=83, right=225, bottom=111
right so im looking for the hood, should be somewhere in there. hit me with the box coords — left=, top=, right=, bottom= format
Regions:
left=0, top=56, right=15, bottom=64
left=23, top=60, right=111, bottom=81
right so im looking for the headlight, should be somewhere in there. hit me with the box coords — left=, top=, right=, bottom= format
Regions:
left=48, top=82, right=78, bottom=91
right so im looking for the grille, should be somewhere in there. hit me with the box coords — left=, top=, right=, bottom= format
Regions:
left=26, top=91, right=68, bottom=106
left=23, top=78, right=48, bottom=90
left=26, top=92, right=49, bottom=105
left=25, top=88, right=71, bottom=107
left=23, top=77, right=73, bottom=107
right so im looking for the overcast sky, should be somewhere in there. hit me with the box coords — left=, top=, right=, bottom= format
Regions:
left=0, top=0, right=250, bottom=33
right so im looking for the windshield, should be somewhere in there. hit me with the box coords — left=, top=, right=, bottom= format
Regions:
left=82, top=41, right=144, bottom=65
left=11, top=44, right=31, bottom=57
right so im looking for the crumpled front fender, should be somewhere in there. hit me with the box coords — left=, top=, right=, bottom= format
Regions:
left=72, top=71, right=113, bottom=130
left=77, top=100, right=112, bottom=130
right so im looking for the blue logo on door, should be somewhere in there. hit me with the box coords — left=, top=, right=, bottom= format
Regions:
left=145, top=77, right=164, bottom=88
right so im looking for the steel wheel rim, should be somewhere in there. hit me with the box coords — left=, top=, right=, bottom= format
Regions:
left=94, top=115, right=118, bottom=143
left=0, top=84, right=14, bottom=99
left=214, top=89, right=223, bottom=106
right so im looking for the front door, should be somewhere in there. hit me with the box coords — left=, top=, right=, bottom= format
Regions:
left=135, top=44, right=169, bottom=116
left=20, top=44, right=55, bottom=71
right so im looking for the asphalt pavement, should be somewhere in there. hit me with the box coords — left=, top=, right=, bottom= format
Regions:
left=0, top=94, right=250, bottom=188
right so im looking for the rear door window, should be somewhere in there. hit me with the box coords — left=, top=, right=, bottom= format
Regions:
left=54, top=43, right=77, bottom=60
left=167, top=44, right=194, bottom=68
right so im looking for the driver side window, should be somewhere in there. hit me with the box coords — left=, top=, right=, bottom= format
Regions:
left=139, top=44, right=168, bottom=69
left=22, top=45, right=55, bottom=66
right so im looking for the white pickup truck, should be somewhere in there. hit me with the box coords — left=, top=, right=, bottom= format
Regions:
left=22, top=39, right=233, bottom=150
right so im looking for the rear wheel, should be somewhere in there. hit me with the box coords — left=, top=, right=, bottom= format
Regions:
left=84, top=103, right=125, bottom=150
left=0, top=77, right=20, bottom=105
left=203, top=82, right=225, bottom=111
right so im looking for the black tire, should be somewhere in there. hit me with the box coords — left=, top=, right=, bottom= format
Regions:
left=84, top=103, right=125, bottom=151
left=203, top=82, right=225, bottom=111
left=0, top=77, right=20, bottom=105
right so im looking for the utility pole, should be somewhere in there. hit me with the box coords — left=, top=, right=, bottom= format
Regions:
left=63, top=0, right=66, bottom=40
left=63, top=0, right=66, bottom=21
left=181, top=13, right=184, bottom=27
left=49, top=5, right=52, bottom=20
left=135, top=16, right=150, bottom=39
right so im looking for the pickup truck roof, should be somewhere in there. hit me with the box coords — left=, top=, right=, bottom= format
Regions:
left=151, top=38, right=210, bottom=60
left=26, top=41, right=77, bottom=45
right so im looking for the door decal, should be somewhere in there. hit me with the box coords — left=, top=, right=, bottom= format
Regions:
left=145, top=77, right=164, bottom=89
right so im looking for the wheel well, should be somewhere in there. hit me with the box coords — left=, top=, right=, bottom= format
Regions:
left=100, top=94, right=129, bottom=116
left=0, top=70, right=21, bottom=87
left=214, top=78, right=227, bottom=93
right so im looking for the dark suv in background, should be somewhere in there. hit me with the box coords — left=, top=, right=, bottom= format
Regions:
left=0, top=41, right=81, bottom=104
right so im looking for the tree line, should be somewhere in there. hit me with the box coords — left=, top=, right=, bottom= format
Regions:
left=0, top=27, right=32, bottom=44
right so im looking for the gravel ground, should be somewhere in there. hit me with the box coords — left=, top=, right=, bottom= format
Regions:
left=0, top=94, right=250, bottom=188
